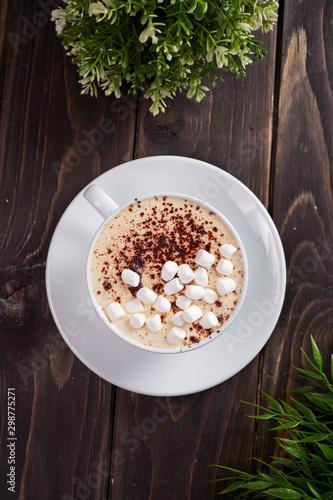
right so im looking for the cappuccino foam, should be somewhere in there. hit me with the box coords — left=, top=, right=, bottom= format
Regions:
left=90, top=196, right=244, bottom=349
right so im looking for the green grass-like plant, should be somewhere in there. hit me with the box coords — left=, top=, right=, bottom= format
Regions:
left=215, top=336, right=333, bottom=499
left=51, top=0, right=278, bottom=114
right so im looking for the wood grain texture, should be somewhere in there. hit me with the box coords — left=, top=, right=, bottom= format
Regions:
left=109, top=19, right=278, bottom=500
left=110, top=364, right=259, bottom=500
left=1, top=0, right=333, bottom=499
left=135, top=28, right=277, bottom=208
left=255, top=0, right=333, bottom=463
left=0, top=1, right=135, bottom=499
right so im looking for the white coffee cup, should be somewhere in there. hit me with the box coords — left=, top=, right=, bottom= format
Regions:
left=84, top=184, right=248, bottom=354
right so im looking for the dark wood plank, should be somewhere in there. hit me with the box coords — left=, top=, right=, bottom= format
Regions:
left=3, top=0, right=332, bottom=499
left=110, top=25, right=278, bottom=500
left=0, top=1, right=136, bottom=498
left=110, top=366, right=259, bottom=500
left=135, top=28, right=277, bottom=209
left=255, top=0, right=333, bottom=462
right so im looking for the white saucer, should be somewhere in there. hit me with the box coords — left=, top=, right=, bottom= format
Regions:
left=46, top=156, right=286, bottom=397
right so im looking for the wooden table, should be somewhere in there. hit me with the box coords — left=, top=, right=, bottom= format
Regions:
left=1, top=1, right=332, bottom=499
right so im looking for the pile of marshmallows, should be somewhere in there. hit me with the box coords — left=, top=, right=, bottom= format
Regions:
left=106, top=244, right=238, bottom=345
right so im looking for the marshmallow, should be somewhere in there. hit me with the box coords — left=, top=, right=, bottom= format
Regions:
left=171, top=311, right=185, bottom=327
left=194, top=267, right=208, bottom=286
left=216, top=258, right=233, bottom=276
left=161, top=261, right=178, bottom=281
left=182, top=305, right=203, bottom=324
left=146, top=314, right=162, bottom=333
left=194, top=249, right=215, bottom=268
left=130, top=313, right=146, bottom=329
left=203, top=288, right=217, bottom=304
left=176, top=295, right=192, bottom=310
left=177, top=264, right=194, bottom=284
left=199, top=312, right=219, bottom=330
left=185, top=285, right=204, bottom=300
left=219, top=243, right=237, bottom=259
left=126, top=298, right=144, bottom=314
left=164, top=278, right=184, bottom=295
left=154, top=295, right=171, bottom=313
left=217, top=278, right=236, bottom=296
left=167, top=327, right=185, bottom=344
left=136, top=287, right=157, bottom=304
left=106, top=303, right=126, bottom=322
left=121, top=269, right=140, bottom=287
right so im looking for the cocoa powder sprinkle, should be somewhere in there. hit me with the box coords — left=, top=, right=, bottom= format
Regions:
left=90, top=196, right=244, bottom=349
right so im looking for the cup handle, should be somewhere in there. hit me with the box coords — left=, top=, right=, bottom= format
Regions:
left=83, top=184, right=119, bottom=219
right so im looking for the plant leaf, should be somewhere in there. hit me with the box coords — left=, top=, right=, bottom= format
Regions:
left=294, top=367, right=324, bottom=381
left=311, top=336, right=323, bottom=371
left=278, top=439, right=306, bottom=460
left=290, top=397, right=316, bottom=421
left=281, top=401, right=302, bottom=419
left=317, top=443, right=333, bottom=461
left=309, top=392, right=333, bottom=404
left=214, top=339, right=333, bottom=499
left=254, top=413, right=275, bottom=420
left=241, top=480, right=274, bottom=490
left=265, top=487, right=303, bottom=499
left=214, top=466, right=251, bottom=478
left=304, top=393, right=332, bottom=411
left=297, top=432, right=329, bottom=443
left=306, top=481, right=322, bottom=499
left=271, top=421, right=300, bottom=430
left=262, top=391, right=284, bottom=413
left=322, top=493, right=333, bottom=500
left=217, top=479, right=248, bottom=494
left=273, top=456, right=296, bottom=468
left=291, top=385, right=317, bottom=393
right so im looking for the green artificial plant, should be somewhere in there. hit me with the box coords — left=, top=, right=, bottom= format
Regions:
left=51, top=0, right=278, bottom=114
left=215, top=337, right=333, bottom=499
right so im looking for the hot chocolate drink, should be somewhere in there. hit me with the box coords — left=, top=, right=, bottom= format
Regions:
left=89, top=196, right=245, bottom=350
